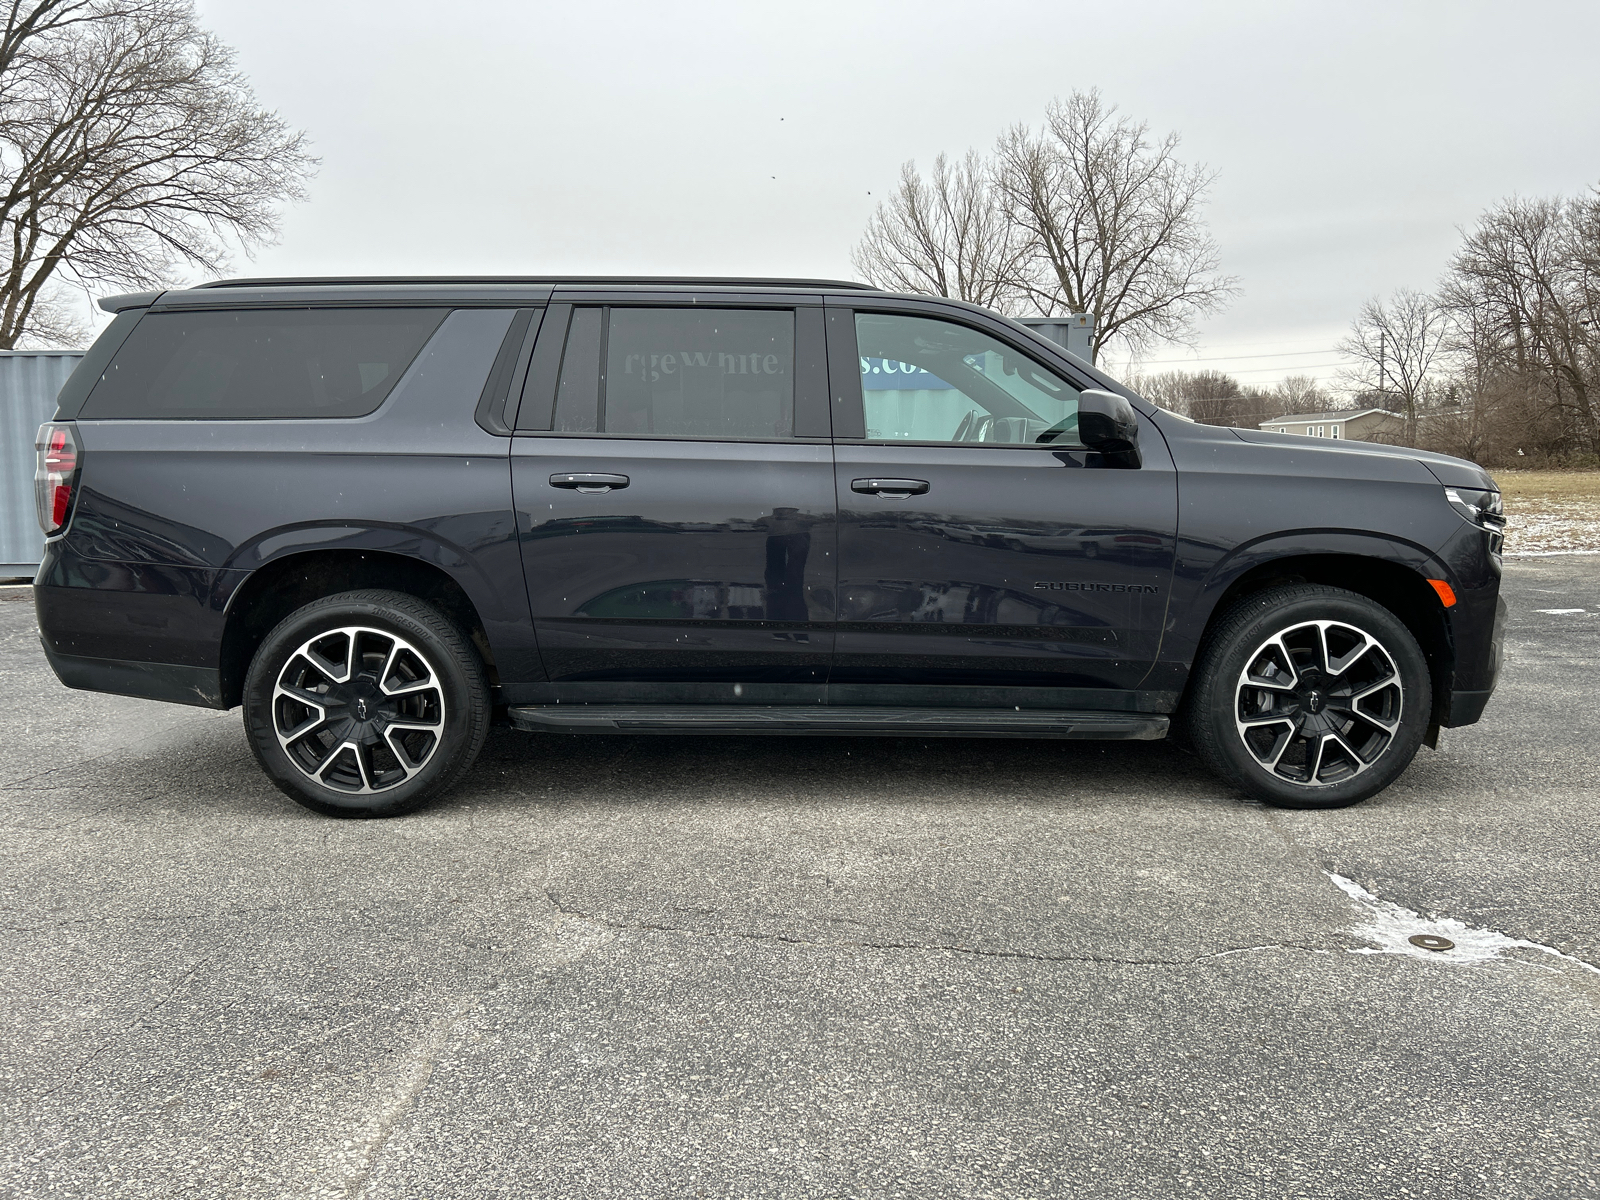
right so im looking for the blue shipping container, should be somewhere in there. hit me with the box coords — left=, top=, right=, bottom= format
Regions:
left=1, top=350, right=85, bottom=577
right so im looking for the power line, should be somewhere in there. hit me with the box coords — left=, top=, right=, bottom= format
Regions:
left=1132, top=332, right=1350, bottom=351
left=1131, top=348, right=1345, bottom=365
left=1125, top=361, right=1348, bottom=377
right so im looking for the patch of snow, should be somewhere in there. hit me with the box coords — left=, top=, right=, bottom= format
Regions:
left=1326, top=872, right=1600, bottom=975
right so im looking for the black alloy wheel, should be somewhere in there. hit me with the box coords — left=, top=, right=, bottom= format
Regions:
left=243, top=590, right=489, bottom=817
left=1187, top=584, right=1431, bottom=808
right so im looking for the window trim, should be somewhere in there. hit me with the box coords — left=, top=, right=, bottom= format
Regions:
left=511, top=303, right=573, bottom=430
left=473, top=307, right=543, bottom=435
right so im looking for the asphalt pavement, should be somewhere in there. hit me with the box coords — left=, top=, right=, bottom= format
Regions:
left=1, top=557, right=1597, bottom=1200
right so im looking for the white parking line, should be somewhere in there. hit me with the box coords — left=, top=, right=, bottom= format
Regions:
left=1534, top=608, right=1588, bottom=615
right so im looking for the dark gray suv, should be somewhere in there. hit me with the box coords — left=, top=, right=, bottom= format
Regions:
left=32, top=277, right=1505, bottom=816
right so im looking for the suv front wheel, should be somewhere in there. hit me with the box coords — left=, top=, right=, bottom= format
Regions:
left=1187, top=584, right=1431, bottom=809
left=243, top=590, right=490, bottom=818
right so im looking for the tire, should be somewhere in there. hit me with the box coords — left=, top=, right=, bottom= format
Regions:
left=1186, top=584, right=1430, bottom=809
left=243, top=590, right=490, bottom=818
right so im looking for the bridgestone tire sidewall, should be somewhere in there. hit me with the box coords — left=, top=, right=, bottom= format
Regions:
left=1189, top=585, right=1431, bottom=809
left=243, top=590, right=490, bottom=818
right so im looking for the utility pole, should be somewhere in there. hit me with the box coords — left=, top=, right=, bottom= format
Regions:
left=1378, top=328, right=1387, bottom=403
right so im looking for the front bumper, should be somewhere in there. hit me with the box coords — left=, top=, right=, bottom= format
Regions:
left=1443, top=593, right=1506, bottom=728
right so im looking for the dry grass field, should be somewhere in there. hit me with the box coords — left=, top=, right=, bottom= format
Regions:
left=1493, top=469, right=1600, bottom=554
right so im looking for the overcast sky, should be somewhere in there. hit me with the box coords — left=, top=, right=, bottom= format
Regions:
left=185, top=0, right=1600, bottom=389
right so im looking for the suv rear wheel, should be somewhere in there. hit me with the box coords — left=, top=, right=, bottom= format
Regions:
left=243, top=590, right=490, bottom=818
left=1187, top=584, right=1431, bottom=809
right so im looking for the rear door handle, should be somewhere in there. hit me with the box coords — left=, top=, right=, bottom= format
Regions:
left=851, top=477, right=929, bottom=496
left=550, top=472, right=629, bottom=493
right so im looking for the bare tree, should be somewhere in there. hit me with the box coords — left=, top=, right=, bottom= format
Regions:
left=1337, top=288, right=1450, bottom=443
left=1122, top=368, right=1195, bottom=415
left=851, top=150, right=1026, bottom=312
left=1437, top=195, right=1599, bottom=457
left=0, top=0, right=315, bottom=347
left=1178, top=370, right=1244, bottom=426
left=992, top=90, right=1236, bottom=363
left=1272, top=374, right=1331, bottom=414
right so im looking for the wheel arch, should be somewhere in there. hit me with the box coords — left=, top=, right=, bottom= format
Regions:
left=218, top=548, right=499, bottom=709
left=1181, top=540, right=1455, bottom=740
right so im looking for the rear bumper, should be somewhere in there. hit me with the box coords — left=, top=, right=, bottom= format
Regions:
left=40, top=639, right=227, bottom=710
left=33, top=537, right=238, bottom=710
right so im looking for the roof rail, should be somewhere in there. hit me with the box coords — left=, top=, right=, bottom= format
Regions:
left=192, top=275, right=879, bottom=291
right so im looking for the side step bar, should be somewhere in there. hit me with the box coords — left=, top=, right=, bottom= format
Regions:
left=507, top=705, right=1169, bottom=741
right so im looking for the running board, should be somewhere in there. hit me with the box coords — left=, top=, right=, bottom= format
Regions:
left=507, top=705, right=1169, bottom=740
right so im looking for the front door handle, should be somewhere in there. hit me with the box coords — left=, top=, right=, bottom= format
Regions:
left=851, top=477, right=930, bottom=497
left=550, top=472, right=629, bottom=493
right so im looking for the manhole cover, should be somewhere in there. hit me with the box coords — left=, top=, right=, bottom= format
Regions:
left=1408, top=934, right=1455, bottom=952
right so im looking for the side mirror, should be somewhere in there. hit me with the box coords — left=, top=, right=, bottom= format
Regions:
left=1077, top=389, right=1141, bottom=467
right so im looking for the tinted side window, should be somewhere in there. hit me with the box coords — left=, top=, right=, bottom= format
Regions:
left=552, top=307, right=602, bottom=433
left=82, top=308, right=448, bottom=419
left=854, top=312, right=1081, bottom=446
left=552, top=307, right=794, bottom=439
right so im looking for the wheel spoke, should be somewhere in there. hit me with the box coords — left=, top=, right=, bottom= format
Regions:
left=1349, top=676, right=1399, bottom=703
left=278, top=708, right=330, bottom=743
left=303, top=635, right=350, bottom=684
left=378, top=638, right=437, bottom=696
left=386, top=716, right=442, bottom=732
left=1313, top=625, right=1332, bottom=675
left=382, top=677, right=437, bottom=698
left=1324, top=626, right=1375, bottom=677
left=1306, top=733, right=1328, bottom=783
left=1325, top=731, right=1370, bottom=773
left=317, top=742, right=359, bottom=791
left=384, top=727, right=430, bottom=774
left=353, top=741, right=377, bottom=791
left=1344, top=702, right=1400, bottom=736
left=1265, top=728, right=1298, bottom=771
left=378, top=638, right=404, bottom=692
left=1239, top=712, right=1296, bottom=730
left=1244, top=635, right=1298, bottom=690
left=276, top=682, right=333, bottom=709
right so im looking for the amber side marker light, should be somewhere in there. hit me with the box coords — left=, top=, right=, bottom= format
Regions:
left=1427, top=579, right=1457, bottom=607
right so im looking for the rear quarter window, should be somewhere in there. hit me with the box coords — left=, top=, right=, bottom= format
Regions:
left=80, top=307, right=448, bottom=419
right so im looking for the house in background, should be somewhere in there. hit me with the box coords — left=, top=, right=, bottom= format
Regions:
left=1259, top=408, right=1403, bottom=442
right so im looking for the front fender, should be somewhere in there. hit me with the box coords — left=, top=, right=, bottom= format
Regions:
left=1197, top=529, right=1452, bottom=615
left=1143, top=530, right=1458, bottom=701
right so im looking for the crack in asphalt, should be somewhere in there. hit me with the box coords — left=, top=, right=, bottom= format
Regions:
left=540, top=888, right=1334, bottom=967
left=0, top=789, right=165, bottom=833
left=36, top=954, right=213, bottom=1102
left=332, top=996, right=481, bottom=1200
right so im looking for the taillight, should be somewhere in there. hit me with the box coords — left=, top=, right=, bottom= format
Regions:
left=34, top=422, right=79, bottom=535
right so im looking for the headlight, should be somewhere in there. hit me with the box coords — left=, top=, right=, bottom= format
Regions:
left=1444, top=486, right=1505, bottom=553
